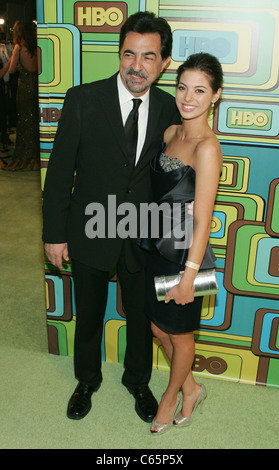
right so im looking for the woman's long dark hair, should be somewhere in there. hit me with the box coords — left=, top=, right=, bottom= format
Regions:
left=13, top=20, right=37, bottom=57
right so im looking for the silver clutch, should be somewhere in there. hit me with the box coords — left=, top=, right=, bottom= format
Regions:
left=154, top=269, right=218, bottom=302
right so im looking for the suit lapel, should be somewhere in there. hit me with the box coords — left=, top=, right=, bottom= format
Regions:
left=100, top=74, right=128, bottom=158
left=136, top=87, right=162, bottom=169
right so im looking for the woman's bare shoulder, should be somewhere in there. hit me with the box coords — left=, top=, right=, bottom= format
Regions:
left=197, top=132, right=221, bottom=156
left=163, top=124, right=180, bottom=143
left=195, top=133, right=222, bottom=170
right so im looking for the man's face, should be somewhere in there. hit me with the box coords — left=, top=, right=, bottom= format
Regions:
left=119, top=31, right=171, bottom=97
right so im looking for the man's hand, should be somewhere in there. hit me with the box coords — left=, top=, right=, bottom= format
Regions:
left=44, top=243, right=69, bottom=270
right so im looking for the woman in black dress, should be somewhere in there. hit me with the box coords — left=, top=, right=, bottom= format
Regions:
left=4, top=21, right=40, bottom=171
left=140, top=53, right=223, bottom=434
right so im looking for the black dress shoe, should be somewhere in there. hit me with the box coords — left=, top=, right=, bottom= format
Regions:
left=67, top=382, right=100, bottom=420
left=125, top=385, right=158, bottom=423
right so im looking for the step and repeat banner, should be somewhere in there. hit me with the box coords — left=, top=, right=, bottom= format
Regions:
left=38, top=0, right=279, bottom=387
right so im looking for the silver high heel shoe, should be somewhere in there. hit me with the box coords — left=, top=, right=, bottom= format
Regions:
left=173, top=384, right=207, bottom=427
left=150, top=394, right=181, bottom=435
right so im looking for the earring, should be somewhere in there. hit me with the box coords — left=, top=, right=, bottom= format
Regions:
left=211, top=102, right=215, bottom=108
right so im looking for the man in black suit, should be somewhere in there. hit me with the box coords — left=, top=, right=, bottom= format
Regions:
left=43, top=12, right=181, bottom=422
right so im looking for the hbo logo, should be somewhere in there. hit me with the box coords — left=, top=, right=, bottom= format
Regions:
left=77, top=6, right=124, bottom=26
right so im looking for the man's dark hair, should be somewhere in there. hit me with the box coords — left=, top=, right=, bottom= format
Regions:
left=119, top=11, right=172, bottom=60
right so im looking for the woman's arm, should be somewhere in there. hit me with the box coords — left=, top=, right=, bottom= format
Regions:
left=8, top=44, right=20, bottom=73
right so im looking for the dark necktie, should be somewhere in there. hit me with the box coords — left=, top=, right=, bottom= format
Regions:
left=124, top=98, right=142, bottom=165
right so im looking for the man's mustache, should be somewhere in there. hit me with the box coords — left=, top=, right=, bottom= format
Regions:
left=126, top=68, right=148, bottom=80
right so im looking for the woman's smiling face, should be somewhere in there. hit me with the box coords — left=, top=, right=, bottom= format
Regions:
left=176, top=69, right=221, bottom=120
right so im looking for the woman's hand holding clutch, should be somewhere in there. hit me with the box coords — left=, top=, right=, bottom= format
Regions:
left=165, top=280, right=195, bottom=305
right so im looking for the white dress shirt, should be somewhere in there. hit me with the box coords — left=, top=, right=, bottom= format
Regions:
left=117, top=73, right=150, bottom=165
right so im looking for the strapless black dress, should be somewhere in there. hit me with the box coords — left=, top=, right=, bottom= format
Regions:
left=138, top=145, right=216, bottom=334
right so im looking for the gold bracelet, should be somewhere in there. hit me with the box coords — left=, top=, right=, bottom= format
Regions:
left=185, top=260, right=200, bottom=271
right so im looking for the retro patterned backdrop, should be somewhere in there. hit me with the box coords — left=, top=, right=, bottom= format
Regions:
left=37, top=0, right=279, bottom=388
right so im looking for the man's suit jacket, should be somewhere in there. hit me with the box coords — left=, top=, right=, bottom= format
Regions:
left=42, top=73, right=181, bottom=272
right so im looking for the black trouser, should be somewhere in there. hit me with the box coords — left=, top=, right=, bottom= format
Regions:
left=71, top=250, right=153, bottom=390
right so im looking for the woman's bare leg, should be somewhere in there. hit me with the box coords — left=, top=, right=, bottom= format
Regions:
left=151, top=322, right=201, bottom=426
